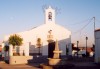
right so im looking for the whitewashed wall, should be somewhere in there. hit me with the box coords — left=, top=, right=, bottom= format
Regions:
left=95, top=30, right=100, bottom=63
left=4, top=23, right=71, bottom=56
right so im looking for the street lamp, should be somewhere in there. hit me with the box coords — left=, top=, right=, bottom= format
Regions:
left=77, top=41, right=79, bottom=57
left=86, top=36, right=88, bottom=56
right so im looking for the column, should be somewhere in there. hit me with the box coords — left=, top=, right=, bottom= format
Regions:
left=24, top=43, right=29, bottom=56
left=1, top=43, right=5, bottom=58
left=9, top=45, right=13, bottom=56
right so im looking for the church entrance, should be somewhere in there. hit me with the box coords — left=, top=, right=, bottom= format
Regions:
left=48, top=42, right=55, bottom=58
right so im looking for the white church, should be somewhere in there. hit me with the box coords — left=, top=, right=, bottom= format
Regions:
left=4, top=6, right=71, bottom=56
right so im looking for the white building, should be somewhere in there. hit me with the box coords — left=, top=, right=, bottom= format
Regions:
left=4, top=6, right=71, bottom=56
left=95, top=29, right=100, bottom=63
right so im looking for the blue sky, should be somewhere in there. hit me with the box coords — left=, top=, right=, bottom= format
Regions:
left=0, top=0, right=100, bottom=46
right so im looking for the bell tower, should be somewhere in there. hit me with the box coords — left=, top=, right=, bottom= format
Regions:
left=45, top=6, right=55, bottom=24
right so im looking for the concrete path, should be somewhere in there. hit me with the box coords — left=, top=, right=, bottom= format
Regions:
left=0, top=56, right=100, bottom=69
left=0, top=61, right=41, bottom=69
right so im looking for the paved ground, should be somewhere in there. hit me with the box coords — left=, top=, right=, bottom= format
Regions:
left=0, top=56, right=100, bottom=69
left=0, top=61, right=41, bottom=69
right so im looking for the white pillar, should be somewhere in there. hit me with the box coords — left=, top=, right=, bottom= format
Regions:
left=68, top=43, right=72, bottom=56
left=19, top=46, right=24, bottom=56
left=9, top=45, right=13, bottom=56
left=1, top=43, right=5, bottom=58
left=24, top=43, right=29, bottom=56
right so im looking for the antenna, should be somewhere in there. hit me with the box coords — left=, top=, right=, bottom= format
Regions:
left=42, top=5, right=61, bottom=15
left=42, top=5, right=48, bottom=12
left=55, top=7, right=61, bottom=15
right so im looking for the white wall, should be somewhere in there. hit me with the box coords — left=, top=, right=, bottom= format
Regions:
left=4, top=23, right=71, bottom=56
left=95, top=30, right=100, bottom=63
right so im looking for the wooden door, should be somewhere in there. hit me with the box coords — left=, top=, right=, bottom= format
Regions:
left=48, top=42, right=55, bottom=58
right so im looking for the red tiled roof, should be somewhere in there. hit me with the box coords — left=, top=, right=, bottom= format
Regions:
left=0, top=48, right=2, bottom=51
left=95, top=28, right=100, bottom=32
left=78, top=47, right=93, bottom=53
left=0, top=46, right=2, bottom=51
left=87, top=48, right=92, bottom=53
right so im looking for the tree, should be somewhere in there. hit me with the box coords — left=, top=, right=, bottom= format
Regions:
left=36, top=38, right=42, bottom=55
left=8, top=34, right=23, bottom=56
left=8, top=34, right=23, bottom=47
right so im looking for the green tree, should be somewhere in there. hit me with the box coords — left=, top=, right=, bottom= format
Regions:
left=8, top=34, right=23, bottom=56
left=8, top=34, right=23, bottom=47
left=36, top=38, right=42, bottom=55
left=36, top=38, right=41, bottom=47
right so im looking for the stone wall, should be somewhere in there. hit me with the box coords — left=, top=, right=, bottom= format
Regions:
left=9, top=56, right=33, bottom=64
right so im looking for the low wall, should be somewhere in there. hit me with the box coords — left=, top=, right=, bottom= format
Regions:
left=9, top=56, right=33, bottom=65
left=95, top=57, right=100, bottom=63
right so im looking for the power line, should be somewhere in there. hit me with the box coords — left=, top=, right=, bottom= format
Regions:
left=72, top=17, right=94, bottom=47
left=72, top=18, right=93, bottom=34
left=95, top=18, right=100, bottom=23
left=67, top=18, right=92, bottom=26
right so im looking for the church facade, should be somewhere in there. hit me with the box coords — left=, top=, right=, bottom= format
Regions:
left=4, top=6, right=71, bottom=56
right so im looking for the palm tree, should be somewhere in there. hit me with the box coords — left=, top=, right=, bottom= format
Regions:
left=8, top=34, right=23, bottom=56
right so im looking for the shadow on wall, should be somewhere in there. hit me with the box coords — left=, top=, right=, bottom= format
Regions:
left=29, top=38, right=71, bottom=57
left=29, top=45, right=43, bottom=56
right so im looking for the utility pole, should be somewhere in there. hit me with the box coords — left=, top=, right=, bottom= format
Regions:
left=77, top=41, right=79, bottom=57
left=93, top=17, right=95, bottom=51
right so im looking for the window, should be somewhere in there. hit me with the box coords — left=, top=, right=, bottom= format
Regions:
left=48, top=12, right=52, bottom=21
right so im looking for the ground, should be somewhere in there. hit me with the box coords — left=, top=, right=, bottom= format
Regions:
left=0, top=56, right=100, bottom=69
left=0, top=62, right=40, bottom=69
